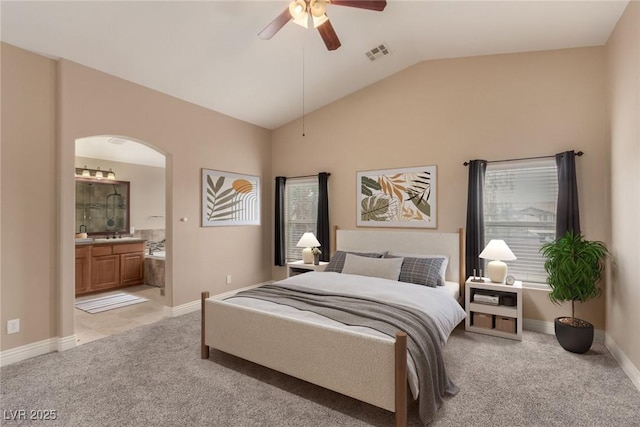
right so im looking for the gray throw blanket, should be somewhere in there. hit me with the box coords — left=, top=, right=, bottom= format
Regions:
left=232, top=283, right=458, bottom=425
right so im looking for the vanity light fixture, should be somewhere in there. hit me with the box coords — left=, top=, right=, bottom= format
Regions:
left=75, top=166, right=117, bottom=180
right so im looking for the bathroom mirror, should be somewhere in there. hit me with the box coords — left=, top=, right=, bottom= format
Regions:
left=75, top=178, right=130, bottom=235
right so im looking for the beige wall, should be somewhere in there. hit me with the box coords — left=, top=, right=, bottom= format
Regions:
left=606, top=1, right=640, bottom=379
left=75, top=156, right=166, bottom=232
left=1, top=43, right=272, bottom=350
left=58, top=60, right=272, bottom=322
left=1, top=43, right=58, bottom=350
left=272, top=47, right=608, bottom=328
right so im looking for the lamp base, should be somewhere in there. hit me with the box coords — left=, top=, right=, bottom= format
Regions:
left=302, top=247, right=313, bottom=264
left=486, top=260, right=508, bottom=283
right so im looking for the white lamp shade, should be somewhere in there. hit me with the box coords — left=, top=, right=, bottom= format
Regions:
left=297, top=232, right=321, bottom=264
left=479, top=240, right=516, bottom=261
left=479, top=240, right=516, bottom=283
left=296, top=232, right=321, bottom=248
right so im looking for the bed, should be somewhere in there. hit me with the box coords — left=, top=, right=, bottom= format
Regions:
left=201, top=228, right=466, bottom=426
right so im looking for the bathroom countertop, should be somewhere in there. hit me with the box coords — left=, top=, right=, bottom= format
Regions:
left=75, top=237, right=146, bottom=246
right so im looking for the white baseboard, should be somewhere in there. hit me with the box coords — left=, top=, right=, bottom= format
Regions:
left=523, top=318, right=605, bottom=343
left=163, top=281, right=271, bottom=318
left=605, top=334, right=640, bottom=392
left=0, top=334, right=78, bottom=367
left=58, top=334, right=78, bottom=352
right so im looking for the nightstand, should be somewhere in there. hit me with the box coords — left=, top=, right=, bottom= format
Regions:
left=287, top=260, right=328, bottom=277
left=465, top=277, right=523, bottom=341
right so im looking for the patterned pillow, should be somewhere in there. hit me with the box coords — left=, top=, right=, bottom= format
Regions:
left=386, top=252, right=448, bottom=286
left=397, top=257, right=446, bottom=288
left=325, top=250, right=386, bottom=273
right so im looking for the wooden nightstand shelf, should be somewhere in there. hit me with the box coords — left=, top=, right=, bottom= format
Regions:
left=465, top=277, right=523, bottom=341
left=287, top=260, right=328, bottom=277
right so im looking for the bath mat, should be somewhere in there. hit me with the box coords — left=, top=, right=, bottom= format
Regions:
left=75, top=293, right=148, bottom=314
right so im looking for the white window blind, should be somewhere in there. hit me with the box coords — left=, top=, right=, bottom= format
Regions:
left=484, top=158, right=558, bottom=284
left=284, top=178, right=318, bottom=262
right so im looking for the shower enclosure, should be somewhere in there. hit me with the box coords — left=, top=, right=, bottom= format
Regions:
left=75, top=177, right=130, bottom=235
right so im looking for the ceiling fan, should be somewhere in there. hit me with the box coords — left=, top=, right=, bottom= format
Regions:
left=258, top=0, right=387, bottom=51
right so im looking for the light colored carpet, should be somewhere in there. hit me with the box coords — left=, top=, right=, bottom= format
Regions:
left=75, top=293, right=148, bottom=314
left=1, top=311, right=638, bottom=426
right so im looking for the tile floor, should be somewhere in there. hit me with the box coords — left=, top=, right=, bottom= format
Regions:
left=74, top=285, right=167, bottom=346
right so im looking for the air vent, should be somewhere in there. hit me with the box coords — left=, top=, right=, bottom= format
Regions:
left=365, top=43, right=390, bottom=61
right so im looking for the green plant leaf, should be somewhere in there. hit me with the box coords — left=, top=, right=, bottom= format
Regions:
left=361, top=176, right=381, bottom=197
left=540, top=230, right=608, bottom=318
left=361, top=195, right=394, bottom=221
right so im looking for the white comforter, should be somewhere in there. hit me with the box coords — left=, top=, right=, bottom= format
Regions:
left=225, top=271, right=466, bottom=398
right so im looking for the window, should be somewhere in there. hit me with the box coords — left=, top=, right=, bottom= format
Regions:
left=284, top=178, right=318, bottom=262
left=483, top=159, right=558, bottom=284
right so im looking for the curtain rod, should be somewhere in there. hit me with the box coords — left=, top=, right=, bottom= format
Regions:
left=463, top=151, right=583, bottom=166
left=283, top=173, right=331, bottom=179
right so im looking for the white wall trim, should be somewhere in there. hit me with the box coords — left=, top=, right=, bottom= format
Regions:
left=605, top=334, right=640, bottom=392
left=0, top=334, right=78, bottom=367
left=163, top=281, right=271, bottom=318
left=1, top=338, right=56, bottom=367
left=523, top=318, right=605, bottom=343
left=58, top=334, right=78, bottom=352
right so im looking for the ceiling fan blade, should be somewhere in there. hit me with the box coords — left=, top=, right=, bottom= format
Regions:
left=258, top=8, right=292, bottom=40
left=329, top=0, right=387, bottom=12
left=317, top=18, right=341, bottom=51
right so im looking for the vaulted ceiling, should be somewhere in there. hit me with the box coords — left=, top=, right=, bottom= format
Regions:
left=1, top=1, right=629, bottom=130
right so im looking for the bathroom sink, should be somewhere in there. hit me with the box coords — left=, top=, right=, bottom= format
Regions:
left=93, top=237, right=142, bottom=243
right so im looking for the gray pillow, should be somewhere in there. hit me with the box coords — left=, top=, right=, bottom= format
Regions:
left=325, top=250, right=386, bottom=273
left=386, top=252, right=448, bottom=286
left=393, top=256, right=446, bottom=288
left=341, top=253, right=404, bottom=281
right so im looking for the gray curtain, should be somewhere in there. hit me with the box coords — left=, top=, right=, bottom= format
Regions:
left=274, top=176, right=287, bottom=266
left=317, top=172, right=330, bottom=262
left=555, top=151, right=581, bottom=239
left=465, top=160, right=487, bottom=279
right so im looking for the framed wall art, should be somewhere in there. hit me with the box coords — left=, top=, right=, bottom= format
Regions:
left=357, top=165, right=437, bottom=228
left=201, top=169, right=260, bottom=226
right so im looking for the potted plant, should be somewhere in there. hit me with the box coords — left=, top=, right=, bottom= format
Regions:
left=311, top=247, right=322, bottom=265
left=540, top=231, right=609, bottom=354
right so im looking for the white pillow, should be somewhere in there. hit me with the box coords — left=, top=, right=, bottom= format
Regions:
left=386, top=252, right=449, bottom=283
left=342, top=253, right=404, bottom=281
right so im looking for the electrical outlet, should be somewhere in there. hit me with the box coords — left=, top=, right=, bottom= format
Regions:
left=7, top=319, right=20, bottom=334
left=226, top=274, right=232, bottom=285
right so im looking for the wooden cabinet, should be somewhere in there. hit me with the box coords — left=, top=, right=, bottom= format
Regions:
left=120, top=252, right=144, bottom=286
left=76, top=240, right=145, bottom=295
left=75, top=246, right=92, bottom=294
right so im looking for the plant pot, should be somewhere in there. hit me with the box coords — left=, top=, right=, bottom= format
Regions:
left=554, top=317, right=594, bottom=354
left=313, top=254, right=320, bottom=265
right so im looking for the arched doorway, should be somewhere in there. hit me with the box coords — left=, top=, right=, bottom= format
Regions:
left=73, top=135, right=169, bottom=344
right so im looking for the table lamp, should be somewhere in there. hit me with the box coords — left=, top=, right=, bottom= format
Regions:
left=296, top=232, right=321, bottom=264
left=479, top=239, right=516, bottom=283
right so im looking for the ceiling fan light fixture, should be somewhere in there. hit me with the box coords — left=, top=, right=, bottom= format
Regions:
left=289, top=0, right=306, bottom=18
left=310, top=0, right=327, bottom=17
left=312, top=13, right=329, bottom=28
left=292, top=12, right=309, bottom=28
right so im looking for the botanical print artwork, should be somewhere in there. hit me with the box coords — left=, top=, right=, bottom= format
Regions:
left=357, top=166, right=437, bottom=228
left=201, top=169, right=260, bottom=226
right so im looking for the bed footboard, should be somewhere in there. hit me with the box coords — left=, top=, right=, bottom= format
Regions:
left=201, top=292, right=408, bottom=426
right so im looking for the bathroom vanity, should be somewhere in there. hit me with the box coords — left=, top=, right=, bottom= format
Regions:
left=75, top=239, right=145, bottom=295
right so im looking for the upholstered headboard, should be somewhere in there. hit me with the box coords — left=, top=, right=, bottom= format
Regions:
left=335, top=228, right=465, bottom=285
